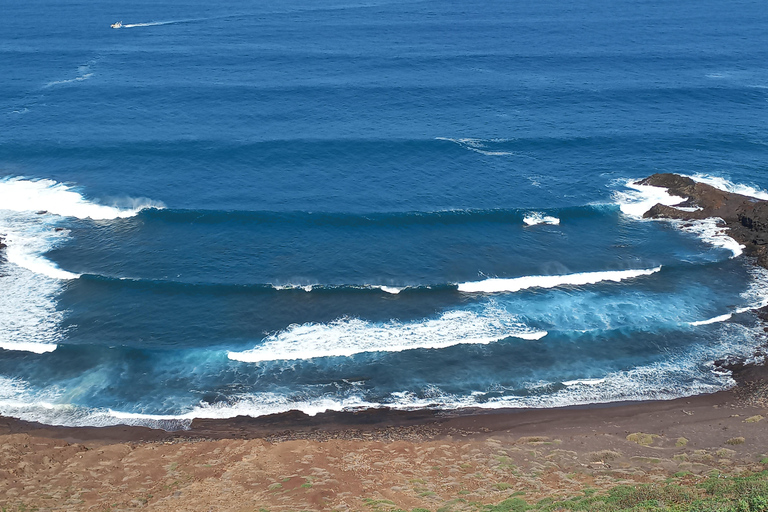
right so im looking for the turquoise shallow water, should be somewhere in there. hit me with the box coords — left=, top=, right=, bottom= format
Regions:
left=1, top=0, right=768, bottom=428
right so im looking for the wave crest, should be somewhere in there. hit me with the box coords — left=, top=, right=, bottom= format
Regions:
left=457, top=267, right=661, bottom=294
left=228, top=306, right=546, bottom=363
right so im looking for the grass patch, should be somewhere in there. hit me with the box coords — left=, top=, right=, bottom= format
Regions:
left=676, top=437, right=689, bottom=447
left=726, top=437, right=746, bottom=445
left=745, top=415, right=764, bottom=423
left=517, top=436, right=549, bottom=444
left=587, top=450, right=621, bottom=462
left=717, top=448, right=737, bottom=459
left=472, top=470, right=768, bottom=512
left=626, top=432, right=659, bottom=446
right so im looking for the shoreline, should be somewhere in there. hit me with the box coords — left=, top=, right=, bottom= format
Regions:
left=2, top=173, right=768, bottom=444
left=2, top=361, right=767, bottom=511
left=2, top=357, right=766, bottom=445
left=4, top=173, right=768, bottom=509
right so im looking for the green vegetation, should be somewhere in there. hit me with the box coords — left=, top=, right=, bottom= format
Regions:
left=626, top=432, right=659, bottom=446
left=358, top=470, right=768, bottom=512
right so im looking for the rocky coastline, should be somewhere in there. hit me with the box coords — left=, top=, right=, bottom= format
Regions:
left=639, top=173, right=768, bottom=268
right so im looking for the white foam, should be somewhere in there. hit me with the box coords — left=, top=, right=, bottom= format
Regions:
left=228, top=306, right=546, bottom=363
left=689, top=313, right=733, bottom=326
left=688, top=173, right=768, bottom=201
left=378, top=286, right=403, bottom=294
left=562, top=378, right=606, bottom=386
left=734, top=265, right=768, bottom=313
left=4, top=239, right=80, bottom=280
left=3, top=321, right=765, bottom=429
left=457, top=267, right=661, bottom=294
left=0, top=260, right=65, bottom=362
left=523, top=212, right=560, bottom=226
left=614, top=180, right=687, bottom=218
left=436, top=137, right=515, bottom=156
left=379, top=329, right=763, bottom=411
left=0, top=212, right=67, bottom=353
left=123, top=21, right=178, bottom=28
left=0, top=177, right=161, bottom=220
left=0, top=177, right=162, bottom=280
left=121, top=19, right=203, bottom=29
left=676, top=218, right=744, bottom=258
left=0, top=341, right=57, bottom=354
left=44, top=63, right=94, bottom=88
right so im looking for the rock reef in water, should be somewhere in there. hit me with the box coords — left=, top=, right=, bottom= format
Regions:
left=639, top=173, right=768, bottom=268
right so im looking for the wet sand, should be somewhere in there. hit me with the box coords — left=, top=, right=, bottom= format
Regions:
left=2, top=362, right=767, bottom=511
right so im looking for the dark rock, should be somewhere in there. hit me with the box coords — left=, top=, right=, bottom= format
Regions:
left=638, top=173, right=768, bottom=269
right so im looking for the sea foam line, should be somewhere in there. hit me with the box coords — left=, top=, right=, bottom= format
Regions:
left=457, top=267, right=661, bottom=294
left=2, top=321, right=763, bottom=429
left=436, top=137, right=515, bottom=156
left=228, top=307, right=546, bottom=363
left=689, top=313, right=733, bottom=326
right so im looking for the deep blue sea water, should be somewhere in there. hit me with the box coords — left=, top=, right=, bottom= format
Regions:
left=1, top=0, right=768, bottom=428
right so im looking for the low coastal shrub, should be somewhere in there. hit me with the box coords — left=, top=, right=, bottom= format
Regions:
left=626, top=432, right=659, bottom=446
left=465, top=470, right=768, bottom=512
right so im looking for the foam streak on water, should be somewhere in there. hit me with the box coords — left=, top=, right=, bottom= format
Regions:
left=457, top=267, right=661, bottom=294
left=228, top=305, right=546, bottom=363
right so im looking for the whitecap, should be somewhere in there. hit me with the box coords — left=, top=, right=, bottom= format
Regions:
left=688, top=173, right=768, bottom=200
left=523, top=212, right=560, bottom=226
left=378, top=286, right=403, bottom=294
left=0, top=177, right=161, bottom=220
left=676, top=218, right=744, bottom=258
left=228, top=305, right=546, bottom=363
left=613, top=179, right=687, bottom=218
left=457, top=267, right=661, bottom=294
left=689, top=313, right=733, bottom=326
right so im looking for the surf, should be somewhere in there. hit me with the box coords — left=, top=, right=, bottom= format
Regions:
left=228, top=305, right=547, bottom=363
left=457, top=267, right=662, bottom=294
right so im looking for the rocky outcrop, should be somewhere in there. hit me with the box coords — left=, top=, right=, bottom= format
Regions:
left=639, top=173, right=768, bottom=268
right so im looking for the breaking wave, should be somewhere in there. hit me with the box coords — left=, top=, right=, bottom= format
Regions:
left=457, top=267, right=661, bottom=294
left=523, top=212, right=560, bottom=226
left=614, top=179, right=744, bottom=257
left=228, top=305, right=547, bottom=363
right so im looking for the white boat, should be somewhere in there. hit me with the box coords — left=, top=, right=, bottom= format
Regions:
left=111, top=21, right=123, bottom=29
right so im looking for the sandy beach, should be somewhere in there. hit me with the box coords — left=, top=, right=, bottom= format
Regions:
left=2, top=360, right=767, bottom=511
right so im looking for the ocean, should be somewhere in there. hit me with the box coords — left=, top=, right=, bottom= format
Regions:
left=1, top=0, right=768, bottom=429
